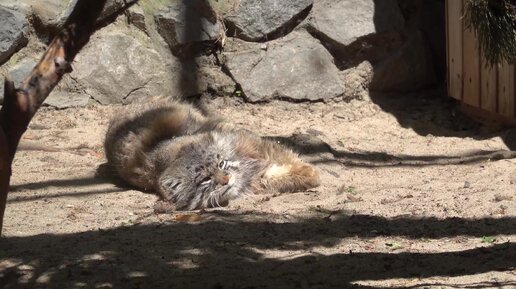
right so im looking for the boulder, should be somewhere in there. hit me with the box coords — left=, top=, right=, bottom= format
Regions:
left=28, top=0, right=131, bottom=35
left=27, top=0, right=70, bottom=31
left=224, top=31, right=345, bottom=102
left=8, top=60, right=93, bottom=109
left=128, top=4, right=147, bottom=34
left=0, top=58, right=93, bottom=108
left=44, top=91, right=91, bottom=109
left=154, top=0, right=223, bottom=57
left=69, top=25, right=174, bottom=104
left=65, top=23, right=233, bottom=104
left=225, top=0, right=313, bottom=41
left=398, top=0, right=446, bottom=82
left=370, top=29, right=437, bottom=92
left=306, top=0, right=405, bottom=68
left=0, top=1, right=32, bottom=15
left=340, top=61, right=373, bottom=101
left=0, top=58, right=36, bottom=104
left=0, top=6, right=28, bottom=65
left=308, top=0, right=404, bottom=47
left=6, top=58, right=36, bottom=86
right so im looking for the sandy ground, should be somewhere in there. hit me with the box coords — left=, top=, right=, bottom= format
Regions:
left=1, top=92, right=515, bottom=289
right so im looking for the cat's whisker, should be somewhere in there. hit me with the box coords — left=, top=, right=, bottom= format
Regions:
left=207, top=193, right=214, bottom=208
left=215, top=194, right=222, bottom=207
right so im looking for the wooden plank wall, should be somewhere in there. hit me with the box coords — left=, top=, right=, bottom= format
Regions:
left=446, top=0, right=516, bottom=120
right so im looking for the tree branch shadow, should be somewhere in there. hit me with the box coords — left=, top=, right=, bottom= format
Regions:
left=0, top=214, right=514, bottom=288
left=6, top=187, right=124, bottom=204
left=267, top=134, right=516, bottom=168
left=10, top=176, right=113, bottom=191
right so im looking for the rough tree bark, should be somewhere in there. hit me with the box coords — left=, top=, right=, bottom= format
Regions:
left=0, top=0, right=138, bottom=233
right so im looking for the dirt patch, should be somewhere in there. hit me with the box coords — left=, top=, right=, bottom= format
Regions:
left=1, top=93, right=515, bottom=288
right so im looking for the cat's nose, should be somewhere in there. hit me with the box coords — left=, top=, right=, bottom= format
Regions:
left=216, top=174, right=229, bottom=185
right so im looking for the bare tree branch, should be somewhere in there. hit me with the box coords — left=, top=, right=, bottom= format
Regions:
left=0, top=0, right=138, bottom=234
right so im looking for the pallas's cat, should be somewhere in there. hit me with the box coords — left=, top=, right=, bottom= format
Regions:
left=104, top=99, right=320, bottom=210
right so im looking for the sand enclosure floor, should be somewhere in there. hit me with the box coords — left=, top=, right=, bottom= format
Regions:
left=1, top=93, right=515, bottom=288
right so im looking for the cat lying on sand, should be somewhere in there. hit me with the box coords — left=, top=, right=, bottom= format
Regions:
left=104, top=98, right=320, bottom=210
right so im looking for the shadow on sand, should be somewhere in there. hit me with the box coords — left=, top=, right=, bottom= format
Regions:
left=1, top=212, right=515, bottom=289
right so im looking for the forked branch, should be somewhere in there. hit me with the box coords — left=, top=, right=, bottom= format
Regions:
left=0, top=0, right=138, bottom=233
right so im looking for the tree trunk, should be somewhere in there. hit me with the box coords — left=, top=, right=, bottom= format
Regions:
left=0, top=0, right=137, bottom=234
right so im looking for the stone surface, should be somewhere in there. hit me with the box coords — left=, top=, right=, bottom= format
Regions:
left=0, top=58, right=91, bottom=108
left=398, top=0, right=446, bottom=82
left=0, top=1, right=32, bottom=15
left=0, top=6, right=28, bottom=65
left=7, top=58, right=36, bottom=85
left=28, top=0, right=70, bottom=30
left=225, top=0, right=312, bottom=41
left=128, top=4, right=147, bottom=34
left=370, top=30, right=437, bottom=92
left=0, top=0, right=443, bottom=106
left=69, top=25, right=174, bottom=104
left=0, top=58, right=36, bottom=104
left=197, top=66, right=237, bottom=97
left=29, top=0, right=129, bottom=33
left=44, top=91, right=92, bottom=109
left=224, top=31, right=345, bottom=102
left=340, top=61, right=373, bottom=101
left=154, top=0, right=223, bottom=57
left=308, top=0, right=404, bottom=47
left=65, top=23, right=232, bottom=104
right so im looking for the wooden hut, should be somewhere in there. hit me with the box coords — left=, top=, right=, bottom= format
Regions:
left=446, top=0, right=515, bottom=124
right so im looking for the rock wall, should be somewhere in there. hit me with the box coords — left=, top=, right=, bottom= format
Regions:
left=0, top=0, right=445, bottom=107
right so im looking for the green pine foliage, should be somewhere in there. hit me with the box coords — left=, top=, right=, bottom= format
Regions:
left=465, top=0, right=516, bottom=66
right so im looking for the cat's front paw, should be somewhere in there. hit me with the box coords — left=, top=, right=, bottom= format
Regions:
left=159, top=178, right=182, bottom=202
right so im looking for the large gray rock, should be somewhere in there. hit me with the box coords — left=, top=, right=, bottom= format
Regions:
left=0, top=58, right=36, bottom=104
left=224, top=31, right=345, bottom=102
left=0, top=59, right=92, bottom=108
left=370, top=29, right=436, bottom=92
left=28, top=0, right=131, bottom=34
left=155, top=0, right=223, bottom=57
left=69, top=26, right=174, bottom=104
left=0, top=6, right=28, bottom=65
left=0, top=1, right=32, bottom=15
left=225, top=0, right=312, bottom=41
left=398, top=0, right=446, bottom=82
left=128, top=4, right=147, bottom=34
left=308, top=0, right=404, bottom=47
left=6, top=58, right=36, bottom=87
left=340, top=61, right=373, bottom=101
left=26, top=0, right=69, bottom=29
left=44, top=91, right=92, bottom=109
left=66, top=24, right=233, bottom=104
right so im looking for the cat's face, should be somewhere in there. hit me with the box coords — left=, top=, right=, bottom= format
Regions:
left=158, top=135, right=261, bottom=210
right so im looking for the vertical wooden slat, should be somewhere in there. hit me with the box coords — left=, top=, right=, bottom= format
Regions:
left=447, top=0, right=463, bottom=100
left=462, top=6, right=480, bottom=107
left=480, top=55, right=497, bottom=112
left=498, top=62, right=515, bottom=117
left=445, top=1, right=450, bottom=94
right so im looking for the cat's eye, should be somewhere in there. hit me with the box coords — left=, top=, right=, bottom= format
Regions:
left=218, top=160, right=228, bottom=170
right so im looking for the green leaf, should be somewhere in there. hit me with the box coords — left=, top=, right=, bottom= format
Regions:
left=385, top=242, right=403, bottom=250
left=481, top=236, right=496, bottom=244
